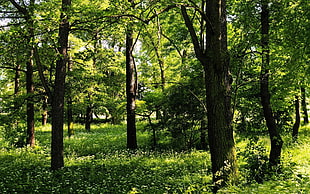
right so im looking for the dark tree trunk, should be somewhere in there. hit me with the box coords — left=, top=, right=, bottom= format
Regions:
left=25, top=1, right=35, bottom=148
left=85, top=105, right=92, bottom=132
left=260, top=0, right=283, bottom=167
left=181, top=0, right=237, bottom=190
left=292, top=96, right=300, bottom=141
left=42, top=96, right=48, bottom=125
left=14, top=64, right=20, bottom=105
left=13, top=63, right=21, bottom=118
left=51, top=0, right=70, bottom=170
left=126, top=0, right=137, bottom=150
left=301, top=87, right=309, bottom=125
left=205, top=0, right=237, bottom=190
left=9, top=0, right=36, bottom=147
left=26, top=47, right=35, bottom=147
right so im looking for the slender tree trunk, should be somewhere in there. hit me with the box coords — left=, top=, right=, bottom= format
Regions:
left=292, top=96, right=300, bottom=140
left=181, top=0, right=237, bottom=190
left=301, top=87, right=309, bottom=125
left=260, top=0, right=283, bottom=167
left=13, top=63, right=20, bottom=127
left=26, top=46, right=35, bottom=147
left=126, top=0, right=137, bottom=149
left=14, top=64, right=20, bottom=108
left=25, top=1, right=35, bottom=148
left=9, top=0, right=36, bottom=147
left=42, top=96, right=48, bottom=125
left=85, top=105, right=92, bottom=132
left=51, top=0, right=71, bottom=170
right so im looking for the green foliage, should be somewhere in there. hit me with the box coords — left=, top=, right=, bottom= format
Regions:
left=162, top=82, right=205, bottom=150
left=0, top=123, right=213, bottom=193
left=1, top=123, right=310, bottom=193
left=238, top=137, right=270, bottom=183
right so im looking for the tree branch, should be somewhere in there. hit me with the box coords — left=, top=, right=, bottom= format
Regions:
left=8, top=0, right=28, bottom=17
left=181, top=5, right=202, bottom=60
left=33, top=46, right=52, bottom=98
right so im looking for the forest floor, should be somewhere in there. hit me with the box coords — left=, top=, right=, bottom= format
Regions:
left=0, top=123, right=309, bottom=193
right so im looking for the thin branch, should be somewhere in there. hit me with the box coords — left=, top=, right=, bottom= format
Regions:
left=145, top=4, right=177, bottom=23
left=187, top=0, right=214, bottom=34
left=160, top=33, right=183, bottom=58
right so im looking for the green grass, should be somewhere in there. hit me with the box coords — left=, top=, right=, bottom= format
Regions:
left=0, top=123, right=309, bottom=193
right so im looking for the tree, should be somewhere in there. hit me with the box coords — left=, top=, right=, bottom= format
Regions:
left=8, top=0, right=36, bottom=147
left=260, top=0, right=283, bottom=167
left=301, top=87, right=309, bottom=125
left=51, top=0, right=71, bottom=170
left=126, top=0, right=138, bottom=149
left=292, top=95, right=300, bottom=140
left=181, top=0, right=237, bottom=190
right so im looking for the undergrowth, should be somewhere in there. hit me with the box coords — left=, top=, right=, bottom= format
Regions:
left=0, top=123, right=309, bottom=193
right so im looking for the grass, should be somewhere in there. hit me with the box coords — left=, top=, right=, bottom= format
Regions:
left=0, top=123, right=309, bottom=193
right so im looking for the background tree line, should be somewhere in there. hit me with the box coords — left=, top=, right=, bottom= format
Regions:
left=0, top=0, right=309, bottom=191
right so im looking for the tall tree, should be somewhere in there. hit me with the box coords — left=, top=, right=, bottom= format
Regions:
left=181, top=0, right=237, bottom=190
left=126, top=0, right=138, bottom=149
left=26, top=44, right=35, bottom=147
left=301, top=87, right=309, bottom=125
left=51, top=0, right=71, bottom=170
left=9, top=0, right=36, bottom=147
left=292, top=95, right=300, bottom=140
left=260, top=0, right=283, bottom=167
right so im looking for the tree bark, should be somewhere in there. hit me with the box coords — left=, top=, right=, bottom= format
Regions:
left=51, top=0, right=71, bottom=170
left=260, top=0, right=283, bottom=167
left=292, top=96, right=300, bottom=141
left=42, top=96, right=48, bottom=125
left=301, top=87, right=309, bottom=125
left=26, top=46, right=35, bottom=147
left=181, top=0, right=237, bottom=190
left=126, top=0, right=137, bottom=149
left=85, top=105, right=92, bottom=132
left=14, top=64, right=20, bottom=110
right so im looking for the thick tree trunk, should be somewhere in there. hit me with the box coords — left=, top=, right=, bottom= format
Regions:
left=301, top=87, right=309, bottom=125
left=181, top=0, right=237, bottom=190
left=292, top=96, right=300, bottom=140
left=26, top=47, right=35, bottom=147
left=260, top=0, right=283, bottom=167
left=126, top=0, right=137, bottom=149
left=205, top=0, right=236, bottom=190
left=51, top=0, right=70, bottom=170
